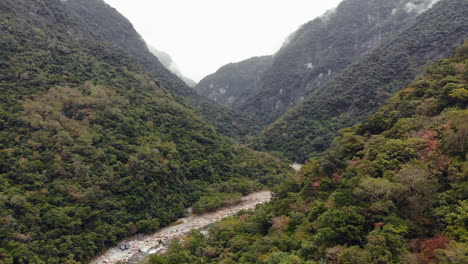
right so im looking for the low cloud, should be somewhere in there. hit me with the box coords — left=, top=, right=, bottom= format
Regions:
left=405, top=0, right=441, bottom=14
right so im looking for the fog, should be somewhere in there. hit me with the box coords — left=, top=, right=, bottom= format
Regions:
left=405, top=0, right=441, bottom=14
left=103, top=0, right=342, bottom=82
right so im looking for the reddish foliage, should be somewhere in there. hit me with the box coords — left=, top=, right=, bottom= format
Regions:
left=272, top=216, right=290, bottom=234
left=441, top=124, right=452, bottom=131
left=313, top=180, right=321, bottom=188
left=349, top=157, right=361, bottom=167
left=332, top=172, right=342, bottom=183
left=435, top=155, right=451, bottom=171
left=409, top=238, right=422, bottom=252
left=415, top=129, right=441, bottom=162
left=455, top=63, right=465, bottom=72
left=374, top=222, right=385, bottom=228
left=410, top=235, right=451, bottom=264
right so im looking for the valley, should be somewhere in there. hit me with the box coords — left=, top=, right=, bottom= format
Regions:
left=0, top=0, right=466, bottom=263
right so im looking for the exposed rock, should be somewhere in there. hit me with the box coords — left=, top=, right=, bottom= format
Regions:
left=118, top=241, right=130, bottom=251
left=194, top=56, right=273, bottom=108
left=90, top=191, right=272, bottom=264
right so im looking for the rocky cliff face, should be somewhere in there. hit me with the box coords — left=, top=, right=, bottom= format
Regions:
left=241, top=0, right=435, bottom=124
left=194, top=56, right=272, bottom=108
left=252, top=0, right=468, bottom=161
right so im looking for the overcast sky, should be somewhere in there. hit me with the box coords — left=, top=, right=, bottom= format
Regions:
left=103, top=0, right=343, bottom=82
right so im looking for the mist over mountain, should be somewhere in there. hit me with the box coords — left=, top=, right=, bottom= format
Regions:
left=148, top=46, right=197, bottom=88
left=198, top=0, right=429, bottom=124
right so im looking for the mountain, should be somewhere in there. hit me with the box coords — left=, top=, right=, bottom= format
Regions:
left=65, top=0, right=262, bottom=140
left=0, top=0, right=291, bottom=262
left=194, top=56, right=273, bottom=108
left=219, top=0, right=433, bottom=123
left=253, top=0, right=468, bottom=162
left=150, top=40, right=468, bottom=264
left=148, top=46, right=197, bottom=88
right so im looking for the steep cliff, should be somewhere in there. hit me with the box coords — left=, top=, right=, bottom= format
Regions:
left=194, top=56, right=272, bottom=108
left=242, top=0, right=437, bottom=124
left=253, top=0, right=468, bottom=161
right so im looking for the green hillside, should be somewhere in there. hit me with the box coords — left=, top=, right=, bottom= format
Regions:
left=151, top=41, right=468, bottom=264
left=0, top=0, right=291, bottom=263
left=65, top=0, right=262, bottom=141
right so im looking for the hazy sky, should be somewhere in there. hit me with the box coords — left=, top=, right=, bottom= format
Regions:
left=103, top=0, right=343, bottom=82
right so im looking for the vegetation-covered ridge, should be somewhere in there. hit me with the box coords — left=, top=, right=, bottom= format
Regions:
left=65, top=0, right=262, bottom=141
left=150, top=41, right=468, bottom=264
left=0, top=0, right=292, bottom=263
left=253, top=0, right=468, bottom=162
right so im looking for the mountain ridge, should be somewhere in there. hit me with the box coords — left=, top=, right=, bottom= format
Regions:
left=149, top=39, right=468, bottom=264
left=0, top=0, right=291, bottom=262
left=65, top=0, right=262, bottom=140
left=252, top=0, right=468, bottom=161
left=199, top=0, right=427, bottom=125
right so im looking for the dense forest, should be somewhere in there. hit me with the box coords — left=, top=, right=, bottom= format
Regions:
left=1, top=0, right=467, bottom=263
left=253, top=0, right=468, bottom=162
left=0, top=0, right=292, bottom=263
left=149, top=41, right=468, bottom=264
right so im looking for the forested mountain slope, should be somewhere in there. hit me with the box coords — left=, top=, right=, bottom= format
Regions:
left=0, top=0, right=291, bottom=262
left=194, top=56, right=273, bottom=109
left=253, top=0, right=468, bottom=162
left=151, top=41, right=468, bottom=264
left=65, top=0, right=261, bottom=140
left=239, top=0, right=429, bottom=124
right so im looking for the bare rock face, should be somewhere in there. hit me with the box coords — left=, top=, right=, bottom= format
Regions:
left=241, top=0, right=425, bottom=124
left=191, top=0, right=434, bottom=130
left=194, top=56, right=273, bottom=108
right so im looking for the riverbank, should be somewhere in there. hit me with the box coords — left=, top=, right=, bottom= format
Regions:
left=89, top=191, right=272, bottom=264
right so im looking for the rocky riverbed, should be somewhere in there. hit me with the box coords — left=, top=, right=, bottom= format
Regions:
left=89, top=191, right=272, bottom=264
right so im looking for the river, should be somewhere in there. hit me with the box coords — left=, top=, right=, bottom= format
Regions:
left=89, top=191, right=272, bottom=264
